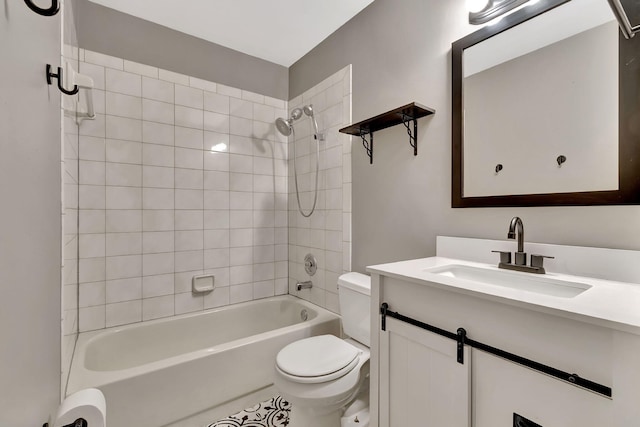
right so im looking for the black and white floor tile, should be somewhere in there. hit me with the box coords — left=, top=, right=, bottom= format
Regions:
left=207, top=395, right=291, bottom=427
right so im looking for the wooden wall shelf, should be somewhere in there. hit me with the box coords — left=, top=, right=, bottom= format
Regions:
left=339, top=102, right=435, bottom=164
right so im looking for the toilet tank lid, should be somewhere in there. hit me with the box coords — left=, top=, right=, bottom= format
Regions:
left=338, top=272, right=371, bottom=296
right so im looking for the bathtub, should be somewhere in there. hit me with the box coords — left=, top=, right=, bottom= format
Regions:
left=67, top=296, right=341, bottom=427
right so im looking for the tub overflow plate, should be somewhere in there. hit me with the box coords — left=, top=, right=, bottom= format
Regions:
left=304, top=253, right=317, bottom=276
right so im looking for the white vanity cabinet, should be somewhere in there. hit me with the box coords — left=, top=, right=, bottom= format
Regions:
left=368, top=237, right=640, bottom=427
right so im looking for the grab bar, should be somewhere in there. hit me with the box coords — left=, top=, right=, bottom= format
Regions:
left=380, top=303, right=612, bottom=398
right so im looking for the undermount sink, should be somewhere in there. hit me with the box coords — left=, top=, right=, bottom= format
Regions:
left=426, top=264, right=591, bottom=298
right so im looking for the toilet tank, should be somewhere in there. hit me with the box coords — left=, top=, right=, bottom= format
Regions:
left=338, top=272, right=371, bottom=347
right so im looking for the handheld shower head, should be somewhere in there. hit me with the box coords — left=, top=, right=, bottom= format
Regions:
left=302, top=104, right=314, bottom=117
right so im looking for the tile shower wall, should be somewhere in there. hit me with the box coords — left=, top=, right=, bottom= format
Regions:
left=74, top=49, right=288, bottom=332
left=288, top=66, right=352, bottom=313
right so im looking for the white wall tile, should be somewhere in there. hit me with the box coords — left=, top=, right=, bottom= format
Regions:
left=106, top=210, right=142, bottom=233
left=106, top=186, right=142, bottom=209
left=106, top=116, right=142, bottom=141
left=79, top=234, right=105, bottom=259
left=204, top=248, right=230, bottom=269
left=175, top=106, right=203, bottom=129
left=176, top=126, right=204, bottom=150
left=106, top=255, right=142, bottom=280
left=106, top=163, right=141, bottom=187
left=204, top=210, right=229, bottom=229
left=106, top=232, right=142, bottom=256
left=143, top=295, right=174, bottom=320
left=175, top=250, right=204, bottom=272
left=106, top=277, right=142, bottom=303
left=204, top=92, right=230, bottom=114
left=204, top=152, right=230, bottom=172
left=143, top=166, right=173, bottom=188
left=79, top=160, right=105, bottom=185
left=175, top=85, right=203, bottom=109
left=79, top=210, right=106, bottom=234
left=229, top=283, right=253, bottom=304
left=204, top=111, right=230, bottom=133
left=254, top=104, right=275, bottom=123
left=175, top=210, right=203, bottom=230
left=175, top=148, right=203, bottom=170
left=204, top=286, right=230, bottom=309
left=175, top=292, right=203, bottom=314
left=106, top=300, right=142, bottom=327
left=143, top=188, right=175, bottom=210
left=242, top=90, right=264, bottom=104
left=106, top=92, right=142, bottom=119
left=175, top=230, right=204, bottom=252
left=124, top=60, right=158, bottom=78
left=204, top=229, right=230, bottom=249
left=142, top=77, right=174, bottom=103
left=142, top=274, right=174, bottom=298
left=79, top=185, right=105, bottom=209
left=142, top=210, right=174, bottom=232
left=79, top=305, right=105, bottom=332
left=217, top=84, right=242, bottom=99
left=158, top=69, right=189, bottom=86
left=230, top=98, right=253, bottom=119
left=106, top=69, right=141, bottom=97
left=230, top=117, right=253, bottom=137
left=143, top=99, right=174, bottom=125
left=176, top=189, right=204, bottom=210
left=143, top=231, right=174, bottom=254
left=85, top=50, right=123, bottom=70
left=106, top=139, right=142, bottom=164
left=143, top=143, right=174, bottom=167
left=143, top=253, right=174, bottom=276
left=189, top=77, right=217, bottom=93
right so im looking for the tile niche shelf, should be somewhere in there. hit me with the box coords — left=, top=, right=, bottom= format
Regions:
left=339, top=102, right=435, bottom=164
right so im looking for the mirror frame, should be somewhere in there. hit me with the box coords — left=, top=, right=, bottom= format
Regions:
left=452, top=0, right=640, bottom=207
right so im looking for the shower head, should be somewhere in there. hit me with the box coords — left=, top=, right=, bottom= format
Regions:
left=275, top=117, right=293, bottom=136
left=275, top=108, right=304, bottom=136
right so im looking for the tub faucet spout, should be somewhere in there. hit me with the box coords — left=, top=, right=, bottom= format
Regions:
left=296, top=281, right=313, bottom=291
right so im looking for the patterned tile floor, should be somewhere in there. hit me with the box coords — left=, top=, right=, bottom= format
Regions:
left=207, top=395, right=291, bottom=427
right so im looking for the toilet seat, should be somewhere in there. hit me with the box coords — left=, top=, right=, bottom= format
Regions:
left=276, top=335, right=361, bottom=384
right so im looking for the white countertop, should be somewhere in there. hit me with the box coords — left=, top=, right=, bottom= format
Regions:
left=368, top=256, right=640, bottom=336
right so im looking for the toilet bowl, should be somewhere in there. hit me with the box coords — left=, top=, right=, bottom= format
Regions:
left=274, top=272, right=371, bottom=427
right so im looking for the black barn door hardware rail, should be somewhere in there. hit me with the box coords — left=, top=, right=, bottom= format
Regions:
left=43, top=418, right=87, bottom=427
left=380, top=303, right=612, bottom=398
left=24, top=0, right=59, bottom=16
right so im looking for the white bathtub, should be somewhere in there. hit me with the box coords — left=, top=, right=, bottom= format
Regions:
left=67, top=296, right=341, bottom=427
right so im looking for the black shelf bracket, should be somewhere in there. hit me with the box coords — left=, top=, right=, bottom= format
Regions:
left=380, top=303, right=612, bottom=398
left=360, top=131, right=373, bottom=164
left=400, top=113, right=418, bottom=156
left=339, top=102, right=434, bottom=165
left=46, top=64, right=79, bottom=96
left=24, top=0, right=59, bottom=16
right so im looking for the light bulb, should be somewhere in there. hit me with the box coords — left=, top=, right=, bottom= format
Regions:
left=467, top=0, right=490, bottom=13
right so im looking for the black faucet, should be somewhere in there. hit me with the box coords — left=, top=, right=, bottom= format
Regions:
left=492, top=217, right=554, bottom=274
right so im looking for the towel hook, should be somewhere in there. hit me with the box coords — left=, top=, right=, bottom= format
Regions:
left=46, top=64, right=79, bottom=96
left=24, top=0, right=59, bottom=16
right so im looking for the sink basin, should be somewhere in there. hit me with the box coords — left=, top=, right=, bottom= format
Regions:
left=426, top=264, right=591, bottom=298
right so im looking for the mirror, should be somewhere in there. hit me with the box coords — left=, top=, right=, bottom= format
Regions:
left=452, top=0, right=640, bottom=207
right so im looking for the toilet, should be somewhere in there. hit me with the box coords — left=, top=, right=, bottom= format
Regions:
left=274, top=272, right=371, bottom=427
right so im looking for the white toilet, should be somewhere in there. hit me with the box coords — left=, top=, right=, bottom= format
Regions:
left=274, top=272, right=371, bottom=427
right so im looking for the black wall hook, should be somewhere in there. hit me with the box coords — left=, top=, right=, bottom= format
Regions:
left=24, top=0, right=59, bottom=16
left=46, top=64, right=79, bottom=96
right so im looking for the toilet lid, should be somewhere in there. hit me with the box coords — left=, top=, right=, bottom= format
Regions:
left=276, top=335, right=359, bottom=379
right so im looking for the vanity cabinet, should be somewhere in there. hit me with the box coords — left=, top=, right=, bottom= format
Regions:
left=368, top=238, right=640, bottom=427
left=378, top=315, right=470, bottom=426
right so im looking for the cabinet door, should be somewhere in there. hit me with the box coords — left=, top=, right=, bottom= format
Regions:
left=379, top=317, right=471, bottom=427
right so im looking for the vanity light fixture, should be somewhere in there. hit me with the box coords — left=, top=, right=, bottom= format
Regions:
left=468, top=0, right=531, bottom=25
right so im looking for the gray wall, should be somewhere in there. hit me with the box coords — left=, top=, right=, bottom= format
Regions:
left=290, top=0, right=640, bottom=273
left=74, top=0, right=288, bottom=100
left=0, top=1, right=61, bottom=425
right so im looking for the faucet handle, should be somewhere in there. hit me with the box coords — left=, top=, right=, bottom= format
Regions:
left=530, top=254, right=554, bottom=268
left=491, top=250, right=512, bottom=264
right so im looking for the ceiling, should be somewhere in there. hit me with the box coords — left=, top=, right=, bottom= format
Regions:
left=87, top=0, right=376, bottom=67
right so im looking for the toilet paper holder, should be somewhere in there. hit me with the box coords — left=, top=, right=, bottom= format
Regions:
left=43, top=418, right=87, bottom=427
